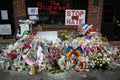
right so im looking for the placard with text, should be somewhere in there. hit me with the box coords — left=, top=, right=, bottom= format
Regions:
left=65, top=9, right=86, bottom=25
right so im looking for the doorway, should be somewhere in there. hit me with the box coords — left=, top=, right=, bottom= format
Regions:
left=101, top=0, right=120, bottom=41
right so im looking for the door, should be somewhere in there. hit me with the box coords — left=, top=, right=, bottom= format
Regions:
left=101, top=0, right=120, bottom=41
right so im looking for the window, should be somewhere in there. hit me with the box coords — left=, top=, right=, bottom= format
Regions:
left=25, top=0, right=88, bottom=25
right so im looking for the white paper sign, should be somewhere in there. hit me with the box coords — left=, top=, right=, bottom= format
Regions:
left=37, top=31, right=58, bottom=42
left=65, top=9, right=86, bottom=25
left=29, top=15, right=38, bottom=20
left=28, top=7, right=38, bottom=15
left=19, top=24, right=29, bottom=36
left=1, top=10, right=8, bottom=20
left=0, top=24, right=11, bottom=35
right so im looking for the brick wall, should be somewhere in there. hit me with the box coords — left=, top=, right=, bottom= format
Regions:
left=87, top=0, right=103, bottom=32
left=13, top=0, right=26, bottom=30
left=42, top=26, right=77, bottom=33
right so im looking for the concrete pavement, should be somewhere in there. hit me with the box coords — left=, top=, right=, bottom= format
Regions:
left=0, top=67, right=120, bottom=80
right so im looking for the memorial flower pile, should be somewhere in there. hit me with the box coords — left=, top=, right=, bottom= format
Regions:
left=0, top=24, right=120, bottom=75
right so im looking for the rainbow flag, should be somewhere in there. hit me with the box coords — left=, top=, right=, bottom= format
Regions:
left=65, top=46, right=73, bottom=58
left=75, top=46, right=83, bottom=56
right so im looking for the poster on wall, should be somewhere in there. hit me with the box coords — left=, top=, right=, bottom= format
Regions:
left=1, top=10, right=8, bottom=20
left=0, top=24, right=11, bottom=35
left=65, top=9, right=86, bottom=25
left=28, top=7, right=38, bottom=15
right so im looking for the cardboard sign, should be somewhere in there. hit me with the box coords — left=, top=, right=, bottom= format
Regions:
left=65, top=9, right=86, bottom=25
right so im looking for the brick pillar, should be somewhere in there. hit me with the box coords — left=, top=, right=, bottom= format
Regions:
left=87, top=0, right=103, bottom=32
left=13, top=0, right=26, bottom=34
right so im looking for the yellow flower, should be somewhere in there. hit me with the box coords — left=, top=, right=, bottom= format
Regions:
left=65, top=35, right=69, bottom=39
left=61, top=33, right=65, bottom=36
left=113, top=54, right=119, bottom=59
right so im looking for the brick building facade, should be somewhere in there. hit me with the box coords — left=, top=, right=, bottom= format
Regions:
left=13, top=0, right=103, bottom=32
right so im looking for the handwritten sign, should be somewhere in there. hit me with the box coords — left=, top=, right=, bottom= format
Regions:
left=65, top=10, right=86, bottom=25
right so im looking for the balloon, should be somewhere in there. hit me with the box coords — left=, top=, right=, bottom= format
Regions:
left=78, top=24, right=93, bottom=35
left=23, top=30, right=30, bottom=35
left=87, top=26, right=93, bottom=34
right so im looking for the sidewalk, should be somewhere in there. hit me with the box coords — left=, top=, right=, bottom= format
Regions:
left=0, top=67, right=120, bottom=80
